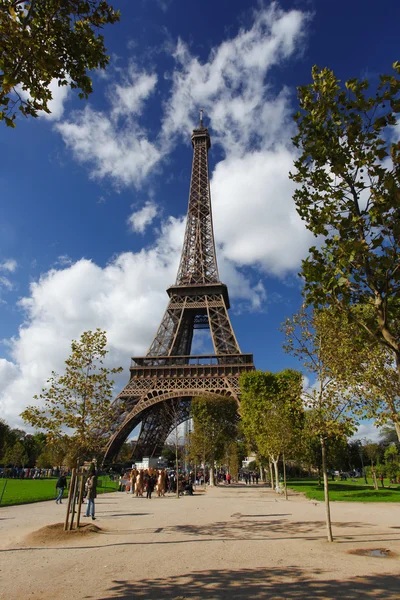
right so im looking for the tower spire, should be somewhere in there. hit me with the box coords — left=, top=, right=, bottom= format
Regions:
left=175, top=117, right=218, bottom=285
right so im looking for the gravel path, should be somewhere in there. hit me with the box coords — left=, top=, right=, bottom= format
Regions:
left=0, top=484, right=399, bottom=599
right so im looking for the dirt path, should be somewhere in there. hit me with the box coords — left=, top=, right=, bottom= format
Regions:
left=0, top=484, right=399, bottom=599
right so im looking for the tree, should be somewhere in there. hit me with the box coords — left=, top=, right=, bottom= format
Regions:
left=290, top=63, right=400, bottom=410
left=3, top=441, right=28, bottom=467
left=0, top=419, right=11, bottom=460
left=240, top=369, right=303, bottom=498
left=384, top=444, right=399, bottom=481
left=21, top=329, right=122, bottom=465
left=190, top=395, right=238, bottom=486
left=0, top=0, right=120, bottom=126
left=283, top=308, right=356, bottom=542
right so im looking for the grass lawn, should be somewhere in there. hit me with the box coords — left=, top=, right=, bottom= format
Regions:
left=288, top=477, right=400, bottom=502
left=0, top=476, right=119, bottom=507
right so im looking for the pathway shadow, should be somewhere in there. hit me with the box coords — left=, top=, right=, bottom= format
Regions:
left=167, top=519, right=374, bottom=540
left=99, top=568, right=400, bottom=599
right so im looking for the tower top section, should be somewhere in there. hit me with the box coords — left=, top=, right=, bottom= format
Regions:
left=191, top=109, right=211, bottom=149
left=174, top=113, right=219, bottom=286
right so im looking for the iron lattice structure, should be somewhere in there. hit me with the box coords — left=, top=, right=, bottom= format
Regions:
left=104, top=117, right=254, bottom=463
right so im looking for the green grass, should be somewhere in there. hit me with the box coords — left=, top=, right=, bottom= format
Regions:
left=288, top=477, right=400, bottom=502
left=0, top=476, right=119, bottom=507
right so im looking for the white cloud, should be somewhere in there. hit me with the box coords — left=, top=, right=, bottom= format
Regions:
left=127, top=201, right=158, bottom=233
left=0, top=217, right=264, bottom=426
left=0, top=276, right=14, bottom=291
left=0, top=259, right=17, bottom=272
left=43, top=80, right=70, bottom=121
left=162, top=3, right=308, bottom=150
left=212, top=148, right=313, bottom=275
left=111, top=68, right=158, bottom=119
left=352, top=421, right=381, bottom=443
left=56, top=67, right=160, bottom=188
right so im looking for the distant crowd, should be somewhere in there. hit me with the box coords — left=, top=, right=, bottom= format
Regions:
left=118, top=468, right=235, bottom=498
left=0, top=467, right=57, bottom=479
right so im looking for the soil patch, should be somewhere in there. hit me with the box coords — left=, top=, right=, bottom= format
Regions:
left=25, top=522, right=103, bottom=546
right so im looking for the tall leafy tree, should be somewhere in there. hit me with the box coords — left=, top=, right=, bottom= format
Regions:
left=0, top=0, right=120, bottom=126
left=290, top=63, right=400, bottom=396
left=240, top=369, right=304, bottom=497
left=190, top=395, right=237, bottom=486
left=283, top=308, right=356, bottom=541
left=21, top=329, right=122, bottom=465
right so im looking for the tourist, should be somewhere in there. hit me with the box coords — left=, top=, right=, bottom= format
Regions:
left=55, top=473, right=67, bottom=504
left=146, top=473, right=155, bottom=499
left=85, top=467, right=97, bottom=520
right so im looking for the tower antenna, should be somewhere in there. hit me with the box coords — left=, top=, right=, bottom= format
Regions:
left=199, top=108, right=204, bottom=127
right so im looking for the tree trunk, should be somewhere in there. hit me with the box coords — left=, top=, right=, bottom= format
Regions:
left=175, top=434, right=179, bottom=499
left=394, top=420, right=400, bottom=444
left=321, top=437, right=333, bottom=542
left=272, top=458, right=279, bottom=492
left=209, top=462, right=215, bottom=487
left=259, top=465, right=264, bottom=482
left=269, top=461, right=274, bottom=489
left=283, top=451, right=288, bottom=500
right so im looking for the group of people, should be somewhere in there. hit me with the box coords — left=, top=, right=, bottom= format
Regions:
left=120, top=469, right=196, bottom=498
left=241, top=471, right=260, bottom=485
left=0, top=467, right=56, bottom=479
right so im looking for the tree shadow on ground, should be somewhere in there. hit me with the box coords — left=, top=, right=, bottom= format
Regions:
left=166, top=518, right=375, bottom=540
left=98, top=568, right=400, bottom=599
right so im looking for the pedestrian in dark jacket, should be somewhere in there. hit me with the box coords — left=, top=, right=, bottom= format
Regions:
left=55, top=474, right=67, bottom=504
left=146, top=474, right=155, bottom=499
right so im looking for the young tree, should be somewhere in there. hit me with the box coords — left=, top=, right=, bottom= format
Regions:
left=290, top=63, right=400, bottom=402
left=190, top=395, right=238, bottom=487
left=283, top=308, right=356, bottom=542
left=0, top=0, right=120, bottom=126
left=21, top=329, right=122, bottom=466
left=240, top=369, right=304, bottom=498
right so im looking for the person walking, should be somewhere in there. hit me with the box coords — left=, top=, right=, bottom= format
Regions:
left=55, top=473, right=67, bottom=504
left=146, top=473, right=155, bottom=499
left=85, top=469, right=97, bottom=520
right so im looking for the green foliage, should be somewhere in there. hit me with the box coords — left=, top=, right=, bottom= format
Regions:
left=21, top=329, right=122, bottom=464
left=190, top=395, right=238, bottom=465
left=2, top=440, right=28, bottom=467
left=290, top=63, right=400, bottom=383
left=0, top=0, right=120, bottom=125
left=240, top=369, right=304, bottom=463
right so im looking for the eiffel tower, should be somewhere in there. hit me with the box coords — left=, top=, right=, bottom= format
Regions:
left=104, top=112, right=255, bottom=463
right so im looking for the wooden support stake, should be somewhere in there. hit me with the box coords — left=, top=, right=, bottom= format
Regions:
left=64, top=469, right=76, bottom=531
left=76, top=473, right=85, bottom=528
left=69, top=470, right=79, bottom=530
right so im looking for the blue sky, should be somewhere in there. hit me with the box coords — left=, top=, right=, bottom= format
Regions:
left=0, top=0, right=398, bottom=440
